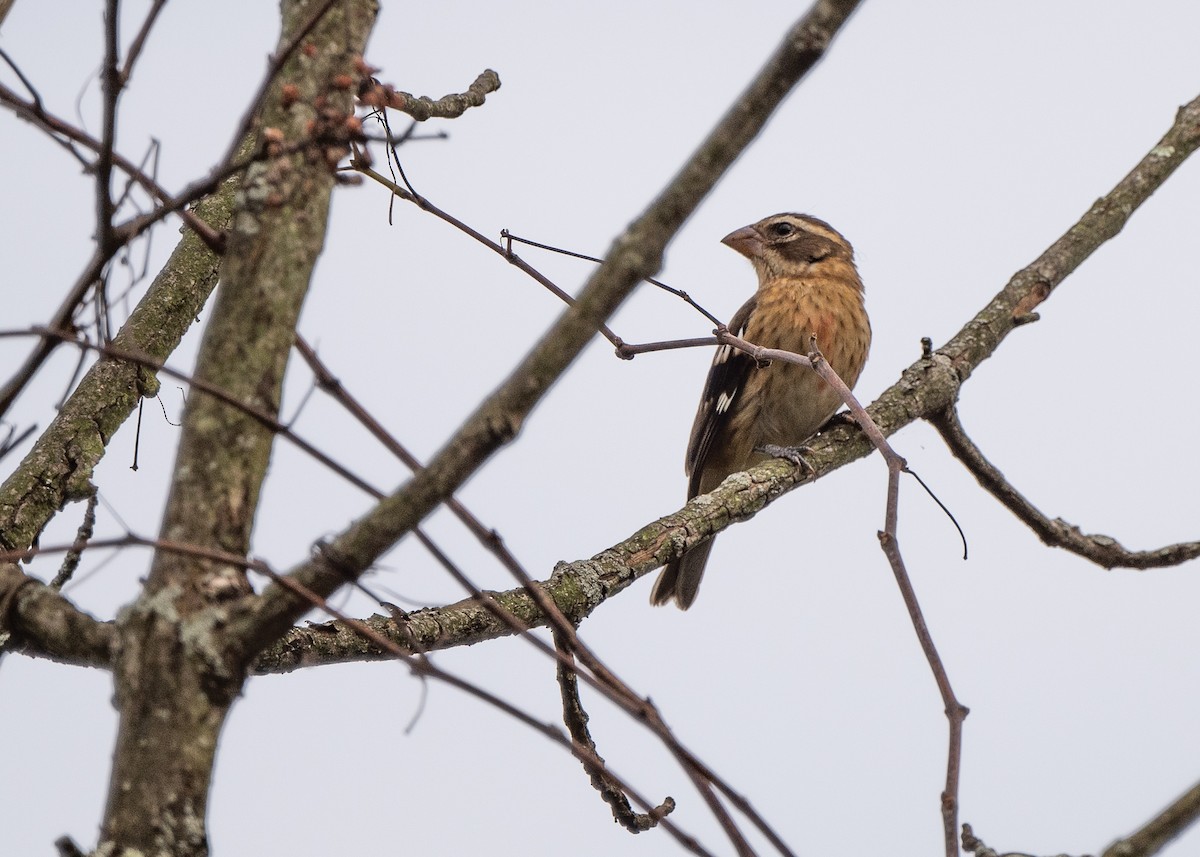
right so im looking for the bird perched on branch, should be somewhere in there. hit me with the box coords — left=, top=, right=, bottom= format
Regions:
left=650, top=213, right=871, bottom=609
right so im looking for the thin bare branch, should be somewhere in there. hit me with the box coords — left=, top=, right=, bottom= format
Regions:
left=720, top=327, right=968, bottom=856
left=243, top=0, right=868, bottom=654
left=355, top=165, right=625, bottom=348
left=359, top=68, right=501, bottom=121
left=553, top=631, right=676, bottom=833
left=501, top=229, right=724, bottom=329
left=96, top=0, right=121, bottom=253
left=0, top=82, right=222, bottom=250
left=119, top=0, right=167, bottom=85
left=931, top=406, right=1200, bottom=569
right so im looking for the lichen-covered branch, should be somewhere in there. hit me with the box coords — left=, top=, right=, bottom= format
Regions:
left=253, top=90, right=1200, bottom=673
left=359, top=68, right=501, bottom=120
left=0, top=157, right=242, bottom=555
left=97, top=3, right=380, bottom=855
left=0, top=562, right=113, bottom=667
left=241, top=0, right=867, bottom=655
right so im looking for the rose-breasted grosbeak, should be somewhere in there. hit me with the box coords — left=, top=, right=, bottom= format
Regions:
left=651, top=213, right=871, bottom=609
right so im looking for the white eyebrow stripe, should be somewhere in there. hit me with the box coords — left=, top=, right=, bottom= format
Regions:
left=777, top=216, right=842, bottom=246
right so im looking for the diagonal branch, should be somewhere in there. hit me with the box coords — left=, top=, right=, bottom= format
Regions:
left=1101, top=778, right=1200, bottom=857
left=0, top=149, right=244, bottom=549
left=236, top=0, right=868, bottom=655
left=0, top=156, right=244, bottom=554
left=254, top=89, right=1200, bottom=672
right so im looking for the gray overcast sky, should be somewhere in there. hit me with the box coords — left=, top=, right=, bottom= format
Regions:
left=3, top=2, right=1200, bottom=855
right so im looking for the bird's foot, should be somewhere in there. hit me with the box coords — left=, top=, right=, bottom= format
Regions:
left=758, top=443, right=816, bottom=476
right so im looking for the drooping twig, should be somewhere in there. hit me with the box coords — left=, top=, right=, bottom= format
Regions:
left=553, top=630, right=676, bottom=833
left=930, top=406, right=1200, bottom=569
left=291, top=338, right=782, bottom=849
left=51, top=493, right=98, bottom=590
left=719, top=327, right=968, bottom=857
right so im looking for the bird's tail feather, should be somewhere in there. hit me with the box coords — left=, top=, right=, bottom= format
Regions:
left=650, top=538, right=716, bottom=609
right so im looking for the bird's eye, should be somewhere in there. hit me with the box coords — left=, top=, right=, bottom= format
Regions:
left=768, top=221, right=795, bottom=237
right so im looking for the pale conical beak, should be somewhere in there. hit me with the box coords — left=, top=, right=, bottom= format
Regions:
left=721, top=225, right=763, bottom=259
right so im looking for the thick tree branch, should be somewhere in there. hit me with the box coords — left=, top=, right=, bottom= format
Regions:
left=97, top=4, right=380, bottom=855
left=240, top=0, right=867, bottom=655
left=0, top=562, right=113, bottom=667
left=254, top=90, right=1200, bottom=671
left=0, top=157, right=243, bottom=554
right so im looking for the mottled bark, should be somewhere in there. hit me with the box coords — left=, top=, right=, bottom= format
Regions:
left=97, top=2, right=380, bottom=854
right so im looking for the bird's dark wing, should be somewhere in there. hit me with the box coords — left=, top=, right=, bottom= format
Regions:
left=684, top=296, right=757, bottom=498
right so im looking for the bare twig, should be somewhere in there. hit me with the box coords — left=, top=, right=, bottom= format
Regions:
left=501, top=230, right=724, bottom=329
left=615, top=336, right=719, bottom=358
left=811, top=342, right=968, bottom=857
left=244, top=0, right=868, bottom=649
left=553, top=630, right=675, bottom=833
left=354, top=164, right=625, bottom=348
left=0, top=82, right=223, bottom=249
left=0, top=422, right=36, bottom=463
left=359, top=68, right=501, bottom=121
left=5, top=326, right=385, bottom=501
left=0, top=45, right=44, bottom=113
left=0, top=251, right=107, bottom=420
left=719, top=327, right=968, bottom=857
left=51, top=493, right=98, bottom=590
left=96, top=0, right=121, bottom=253
left=931, top=406, right=1200, bottom=569
left=119, top=0, right=168, bottom=85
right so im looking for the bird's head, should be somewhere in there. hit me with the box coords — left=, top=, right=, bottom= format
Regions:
left=722, top=213, right=855, bottom=279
